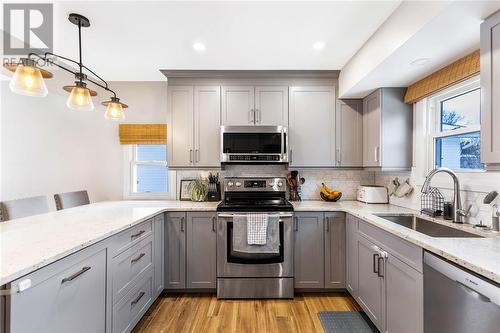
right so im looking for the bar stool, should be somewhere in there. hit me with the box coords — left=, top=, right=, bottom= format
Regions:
left=54, top=190, right=90, bottom=210
left=0, top=195, right=49, bottom=222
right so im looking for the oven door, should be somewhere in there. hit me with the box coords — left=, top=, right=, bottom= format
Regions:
left=217, top=213, right=294, bottom=278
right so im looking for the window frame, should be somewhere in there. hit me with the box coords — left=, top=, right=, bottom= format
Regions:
left=427, top=76, right=483, bottom=173
left=123, top=145, right=176, bottom=200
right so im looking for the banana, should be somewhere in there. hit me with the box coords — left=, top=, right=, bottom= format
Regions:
left=320, top=183, right=342, bottom=201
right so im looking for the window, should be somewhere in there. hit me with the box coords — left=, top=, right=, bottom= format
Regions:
left=429, top=77, right=483, bottom=171
left=131, top=145, right=168, bottom=193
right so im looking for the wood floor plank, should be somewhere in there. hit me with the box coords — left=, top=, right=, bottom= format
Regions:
left=133, top=292, right=360, bottom=333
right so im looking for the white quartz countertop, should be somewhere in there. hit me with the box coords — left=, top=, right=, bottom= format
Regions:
left=0, top=200, right=218, bottom=285
left=293, top=200, right=500, bottom=283
left=1, top=200, right=499, bottom=286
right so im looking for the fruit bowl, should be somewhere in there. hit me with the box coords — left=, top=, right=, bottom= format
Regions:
left=320, top=192, right=342, bottom=202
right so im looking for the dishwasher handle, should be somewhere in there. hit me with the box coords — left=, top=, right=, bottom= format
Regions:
left=424, top=252, right=500, bottom=306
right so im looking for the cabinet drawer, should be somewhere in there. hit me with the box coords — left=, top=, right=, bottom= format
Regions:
left=112, top=235, right=153, bottom=303
left=8, top=246, right=106, bottom=333
left=112, top=270, right=153, bottom=333
left=358, top=219, right=422, bottom=272
left=111, top=219, right=153, bottom=257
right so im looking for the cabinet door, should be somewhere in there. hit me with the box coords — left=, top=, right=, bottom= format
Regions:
left=8, top=247, right=106, bottom=333
left=481, top=12, right=500, bottom=165
left=363, top=90, right=382, bottom=167
left=346, top=215, right=359, bottom=297
left=324, top=212, right=346, bottom=289
left=186, top=212, right=217, bottom=289
left=254, top=86, right=288, bottom=126
left=357, top=235, right=385, bottom=332
left=194, top=86, right=221, bottom=167
left=168, top=86, right=194, bottom=167
left=337, top=100, right=363, bottom=167
left=164, top=212, right=186, bottom=289
left=153, top=214, right=164, bottom=297
left=221, top=86, right=255, bottom=125
left=385, top=253, right=423, bottom=333
left=294, top=212, right=325, bottom=288
left=289, top=86, right=335, bottom=167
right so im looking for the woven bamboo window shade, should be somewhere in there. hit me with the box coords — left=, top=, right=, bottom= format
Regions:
left=404, top=50, right=480, bottom=104
left=119, top=124, right=167, bottom=145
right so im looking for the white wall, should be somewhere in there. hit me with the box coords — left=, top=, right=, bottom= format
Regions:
left=0, top=78, right=167, bottom=203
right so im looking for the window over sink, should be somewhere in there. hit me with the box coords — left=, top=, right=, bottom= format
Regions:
left=428, top=77, right=483, bottom=171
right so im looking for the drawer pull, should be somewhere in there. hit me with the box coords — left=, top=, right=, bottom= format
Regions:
left=131, top=291, right=145, bottom=306
left=61, top=266, right=91, bottom=284
left=373, top=254, right=379, bottom=274
left=131, top=230, right=145, bottom=239
left=131, top=253, right=146, bottom=264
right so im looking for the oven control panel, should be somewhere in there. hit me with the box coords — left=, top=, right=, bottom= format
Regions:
left=224, top=177, right=286, bottom=192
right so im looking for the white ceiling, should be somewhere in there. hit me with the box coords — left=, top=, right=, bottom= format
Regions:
left=339, top=0, right=500, bottom=98
left=46, top=1, right=401, bottom=81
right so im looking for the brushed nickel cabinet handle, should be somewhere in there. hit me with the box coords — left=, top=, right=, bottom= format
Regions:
left=190, top=149, right=193, bottom=163
left=255, top=109, right=260, bottom=123
left=294, top=217, right=298, bottom=231
left=373, top=254, right=379, bottom=274
left=289, top=149, right=293, bottom=163
left=212, top=216, right=216, bottom=232
left=325, top=217, right=330, bottom=232
left=196, top=149, right=200, bottom=163
left=61, top=266, right=91, bottom=284
left=131, top=291, right=145, bottom=305
left=131, top=230, right=145, bottom=239
left=131, top=253, right=146, bottom=264
left=249, top=109, right=254, bottom=123
left=377, top=257, right=385, bottom=278
left=181, top=217, right=185, bottom=232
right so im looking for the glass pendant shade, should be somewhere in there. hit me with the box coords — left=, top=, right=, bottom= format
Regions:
left=9, top=64, right=48, bottom=97
left=104, top=101, right=125, bottom=121
left=66, top=86, right=94, bottom=111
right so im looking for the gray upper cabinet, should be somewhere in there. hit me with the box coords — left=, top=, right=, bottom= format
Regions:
left=324, top=212, right=346, bottom=289
left=385, top=252, right=423, bottom=333
left=337, top=100, right=363, bottom=167
left=481, top=11, right=500, bottom=167
left=289, top=86, right=336, bottom=167
left=7, top=244, right=107, bottom=333
left=222, top=86, right=288, bottom=126
left=153, top=214, right=164, bottom=298
left=346, top=214, right=359, bottom=296
left=254, top=86, right=289, bottom=126
left=186, top=212, right=217, bottom=289
left=356, top=234, right=386, bottom=332
left=194, top=86, right=221, bottom=167
left=168, top=86, right=194, bottom=167
left=164, top=212, right=186, bottom=289
left=362, top=88, right=412, bottom=169
left=168, top=85, right=221, bottom=167
left=222, top=86, right=255, bottom=125
left=294, top=212, right=325, bottom=288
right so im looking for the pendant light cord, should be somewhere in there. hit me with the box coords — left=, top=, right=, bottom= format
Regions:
left=78, top=20, right=83, bottom=83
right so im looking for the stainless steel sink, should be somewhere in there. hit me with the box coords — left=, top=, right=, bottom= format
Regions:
left=374, top=214, right=484, bottom=238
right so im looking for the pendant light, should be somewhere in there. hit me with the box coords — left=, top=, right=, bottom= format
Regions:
left=64, top=81, right=97, bottom=111
left=2, top=13, right=127, bottom=120
left=102, top=97, right=128, bottom=121
left=5, top=58, right=51, bottom=97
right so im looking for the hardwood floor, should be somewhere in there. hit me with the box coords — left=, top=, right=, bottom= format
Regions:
left=133, top=292, right=362, bottom=333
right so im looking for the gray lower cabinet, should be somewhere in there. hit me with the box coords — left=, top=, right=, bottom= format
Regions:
left=153, top=214, right=164, bottom=297
left=164, top=212, right=186, bottom=289
left=385, top=252, right=423, bottom=333
left=186, top=212, right=217, bottom=289
left=346, top=214, right=358, bottom=296
left=324, top=212, right=346, bottom=289
left=294, top=212, right=325, bottom=288
left=7, top=244, right=107, bottom=333
left=350, top=214, right=424, bottom=333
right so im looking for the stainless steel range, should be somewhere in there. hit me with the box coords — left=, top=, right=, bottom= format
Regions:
left=216, top=177, right=294, bottom=299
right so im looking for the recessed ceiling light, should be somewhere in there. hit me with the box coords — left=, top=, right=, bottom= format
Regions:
left=410, top=58, right=430, bottom=66
left=192, top=42, right=206, bottom=52
left=313, top=41, right=326, bottom=51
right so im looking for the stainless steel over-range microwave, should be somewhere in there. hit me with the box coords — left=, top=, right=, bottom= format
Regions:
left=220, top=126, right=288, bottom=163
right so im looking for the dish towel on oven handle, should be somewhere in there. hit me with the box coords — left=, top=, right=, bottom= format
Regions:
left=247, top=213, right=268, bottom=245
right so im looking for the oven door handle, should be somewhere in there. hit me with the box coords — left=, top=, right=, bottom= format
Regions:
left=217, top=213, right=294, bottom=218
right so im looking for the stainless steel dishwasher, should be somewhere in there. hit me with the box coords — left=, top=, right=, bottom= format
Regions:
left=424, top=251, right=500, bottom=333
